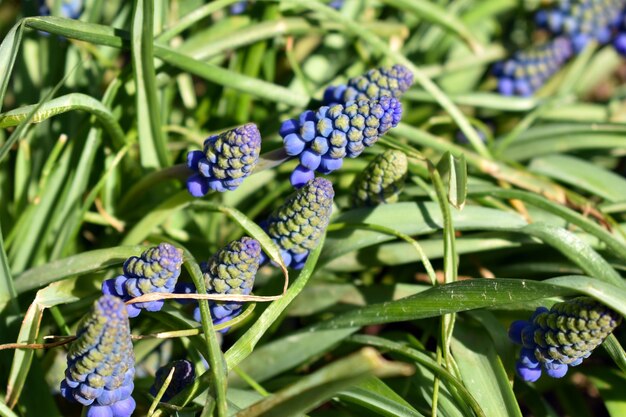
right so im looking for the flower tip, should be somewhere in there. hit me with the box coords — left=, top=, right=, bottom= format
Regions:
left=187, top=174, right=209, bottom=197
left=544, top=362, right=568, bottom=379
left=516, top=362, right=542, bottom=382
left=290, top=165, right=316, bottom=188
left=109, top=396, right=136, bottom=417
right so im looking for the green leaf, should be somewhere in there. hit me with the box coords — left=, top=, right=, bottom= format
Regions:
left=521, top=223, right=623, bottom=287
left=380, top=0, right=482, bottom=53
left=529, top=154, right=626, bottom=202
left=436, top=152, right=467, bottom=210
left=469, top=189, right=626, bottom=261
left=337, top=376, right=425, bottom=417
left=13, top=246, right=145, bottom=294
left=22, top=17, right=308, bottom=107
left=234, top=348, right=413, bottom=417
left=322, top=202, right=526, bottom=264
left=451, top=323, right=522, bottom=417
left=0, top=222, right=18, bottom=319
left=230, top=328, right=358, bottom=387
left=350, top=335, right=485, bottom=417
left=131, top=0, right=168, bottom=168
left=0, top=93, right=126, bottom=149
left=0, top=22, right=24, bottom=114
left=314, top=278, right=573, bottom=330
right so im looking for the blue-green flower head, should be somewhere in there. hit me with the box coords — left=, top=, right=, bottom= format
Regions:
left=323, top=64, right=414, bottom=105
left=263, top=177, right=334, bottom=269
left=508, top=297, right=622, bottom=382
left=190, top=237, right=262, bottom=328
left=149, top=360, right=195, bottom=402
left=494, top=36, right=573, bottom=97
left=352, top=150, right=408, bottom=207
left=280, top=97, right=402, bottom=187
left=187, top=123, right=262, bottom=196
left=102, top=243, right=183, bottom=318
left=60, top=295, right=136, bottom=417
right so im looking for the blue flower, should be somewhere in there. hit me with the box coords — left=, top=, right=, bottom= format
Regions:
left=60, top=295, right=135, bottom=417
left=261, top=177, right=334, bottom=269
left=508, top=297, right=622, bottom=382
left=535, top=0, right=623, bottom=52
left=149, top=360, right=195, bottom=402
left=280, top=97, right=402, bottom=187
left=102, top=243, right=183, bottom=318
left=352, top=150, right=408, bottom=207
left=323, top=64, right=414, bottom=105
left=493, top=37, right=573, bottom=97
left=187, top=123, right=262, bottom=196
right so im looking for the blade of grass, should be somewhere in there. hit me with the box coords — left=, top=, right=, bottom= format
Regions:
left=380, top=0, right=482, bottom=53
left=22, top=17, right=308, bottom=107
left=0, top=92, right=126, bottom=151
left=181, top=248, right=228, bottom=417
left=131, top=0, right=168, bottom=168
left=234, top=348, right=413, bottom=417
left=0, top=22, right=25, bottom=114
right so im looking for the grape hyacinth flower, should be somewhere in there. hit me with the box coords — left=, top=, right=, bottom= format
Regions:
left=150, top=360, right=195, bottom=402
left=535, top=0, right=625, bottom=52
left=280, top=97, right=403, bottom=187
left=60, top=295, right=135, bottom=417
left=262, top=178, right=334, bottom=269
left=102, top=243, right=183, bottom=318
left=508, top=297, right=622, bottom=382
left=493, top=36, right=574, bottom=96
left=323, top=64, right=414, bottom=105
left=351, top=150, right=408, bottom=207
left=184, top=237, right=262, bottom=329
left=187, top=123, right=262, bottom=196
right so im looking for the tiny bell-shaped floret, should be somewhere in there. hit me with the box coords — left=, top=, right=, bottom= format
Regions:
left=280, top=97, right=402, bottom=187
left=508, top=297, right=622, bottom=382
left=351, top=150, right=408, bottom=207
left=263, top=178, right=334, bottom=269
left=102, top=243, right=183, bottom=318
left=187, top=123, right=262, bottom=196
left=60, top=295, right=136, bottom=417
left=323, top=64, right=414, bottom=105
left=149, top=360, right=195, bottom=402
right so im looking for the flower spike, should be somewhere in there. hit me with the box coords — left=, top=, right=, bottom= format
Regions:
left=493, top=37, right=573, bottom=97
left=323, top=64, right=414, bottom=105
left=280, top=97, right=402, bottom=187
left=102, top=243, right=183, bottom=318
left=535, top=0, right=624, bottom=52
left=60, top=295, right=136, bottom=417
left=352, top=150, right=408, bottom=207
left=187, top=123, right=262, bottom=196
left=183, top=237, right=262, bottom=330
left=509, top=297, right=622, bottom=382
left=262, top=177, right=334, bottom=269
